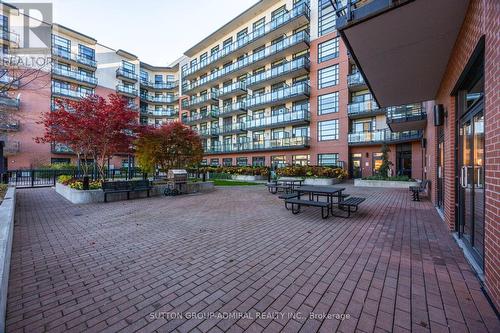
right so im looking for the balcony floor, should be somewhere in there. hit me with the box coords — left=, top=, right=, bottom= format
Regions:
left=7, top=186, right=499, bottom=332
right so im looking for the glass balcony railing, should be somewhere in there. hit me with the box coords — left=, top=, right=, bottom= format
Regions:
left=140, top=93, right=178, bottom=103
left=182, top=91, right=219, bottom=110
left=0, top=120, right=20, bottom=131
left=182, top=3, right=310, bottom=78
left=51, top=47, right=97, bottom=68
left=52, top=66, right=98, bottom=85
left=183, top=107, right=220, bottom=124
left=218, top=81, right=247, bottom=98
left=140, top=80, right=179, bottom=90
left=246, top=108, right=310, bottom=130
left=347, top=72, right=365, bottom=86
left=220, top=122, right=246, bottom=135
left=141, top=107, right=178, bottom=117
left=183, top=31, right=310, bottom=93
left=205, top=136, right=310, bottom=154
left=197, top=127, right=220, bottom=137
left=0, top=74, right=20, bottom=88
left=116, top=84, right=138, bottom=96
left=386, top=103, right=426, bottom=122
left=219, top=101, right=247, bottom=116
left=0, top=94, right=20, bottom=109
left=246, top=82, right=310, bottom=109
left=348, top=129, right=423, bottom=144
left=0, top=30, right=19, bottom=44
left=51, top=142, right=73, bottom=154
left=347, top=100, right=380, bottom=116
left=116, top=67, right=138, bottom=81
left=4, top=140, right=20, bottom=154
left=247, top=57, right=310, bottom=88
left=51, top=86, right=89, bottom=99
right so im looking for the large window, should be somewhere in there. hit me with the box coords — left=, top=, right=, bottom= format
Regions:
left=210, top=158, right=219, bottom=166
left=122, top=60, right=135, bottom=73
left=252, top=156, right=265, bottom=166
left=318, top=153, right=339, bottom=166
left=52, top=34, right=70, bottom=51
left=78, top=44, right=95, bottom=60
left=223, top=158, right=232, bottom=166
left=236, top=157, right=248, bottom=166
left=318, top=37, right=339, bottom=63
left=318, top=64, right=339, bottom=89
left=292, top=155, right=310, bottom=166
left=319, top=0, right=336, bottom=36
left=318, top=119, right=339, bottom=141
left=318, top=92, right=339, bottom=115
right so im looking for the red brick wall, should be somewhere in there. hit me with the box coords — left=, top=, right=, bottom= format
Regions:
left=434, top=0, right=499, bottom=309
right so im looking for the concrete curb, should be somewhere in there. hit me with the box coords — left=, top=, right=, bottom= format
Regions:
left=0, top=187, right=16, bottom=332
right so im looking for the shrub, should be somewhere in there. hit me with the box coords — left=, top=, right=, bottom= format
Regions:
left=0, top=184, right=8, bottom=201
left=276, top=166, right=347, bottom=179
left=40, top=163, right=77, bottom=170
left=196, top=166, right=270, bottom=177
left=58, top=175, right=73, bottom=185
left=57, top=175, right=101, bottom=190
left=363, top=175, right=411, bottom=181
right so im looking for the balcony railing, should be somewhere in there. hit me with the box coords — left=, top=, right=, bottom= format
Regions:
left=217, top=81, right=247, bottom=98
left=197, top=127, right=220, bottom=137
left=0, top=74, right=20, bottom=88
left=51, top=142, right=74, bottom=154
left=0, top=120, right=20, bottom=131
left=182, top=3, right=311, bottom=78
left=347, top=100, right=381, bottom=117
left=141, top=107, right=178, bottom=117
left=52, top=86, right=89, bottom=99
left=116, top=67, right=138, bottom=81
left=182, top=92, right=219, bottom=110
left=51, top=47, right=97, bottom=68
left=183, top=31, right=310, bottom=94
left=140, top=93, right=178, bottom=104
left=205, top=136, right=310, bottom=154
left=140, top=80, right=179, bottom=90
left=246, top=57, right=310, bottom=89
left=52, top=66, right=98, bottom=86
left=0, top=30, right=19, bottom=44
left=4, top=140, right=20, bottom=154
left=183, top=107, right=220, bottom=125
left=0, top=94, right=20, bottom=109
left=116, top=84, right=138, bottom=96
left=246, top=82, right=310, bottom=110
left=219, top=101, right=248, bottom=117
left=220, top=122, right=246, bottom=135
left=347, top=72, right=365, bottom=86
left=348, top=129, right=423, bottom=145
left=386, top=103, right=426, bottom=122
left=246, top=108, right=310, bottom=131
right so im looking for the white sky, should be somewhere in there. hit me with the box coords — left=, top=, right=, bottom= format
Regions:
left=9, top=0, right=259, bottom=66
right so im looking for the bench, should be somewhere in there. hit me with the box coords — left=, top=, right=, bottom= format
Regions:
left=335, top=197, right=366, bottom=218
left=278, top=192, right=299, bottom=210
left=266, top=182, right=291, bottom=194
left=285, top=198, right=331, bottom=219
left=102, top=180, right=152, bottom=203
left=313, top=193, right=350, bottom=202
left=410, top=180, right=429, bottom=201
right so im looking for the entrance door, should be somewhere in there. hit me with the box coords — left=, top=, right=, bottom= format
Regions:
left=350, top=154, right=362, bottom=178
left=396, top=144, right=412, bottom=177
left=458, top=99, right=485, bottom=267
left=437, top=133, right=444, bottom=211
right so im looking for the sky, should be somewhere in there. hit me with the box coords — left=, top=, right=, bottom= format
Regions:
left=10, top=0, right=259, bottom=66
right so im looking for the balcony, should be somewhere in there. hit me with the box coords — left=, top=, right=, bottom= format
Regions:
left=182, top=92, right=219, bottom=110
left=3, top=140, right=20, bottom=155
left=217, top=81, right=247, bottom=99
left=219, top=101, right=248, bottom=117
left=51, top=86, right=89, bottom=100
left=0, top=29, right=19, bottom=47
left=0, top=120, right=20, bottom=131
left=246, top=57, right=310, bottom=90
left=246, top=82, right=310, bottom=110
left=140, top=80, right=179, bottom=90
left=51, top=47, right=97, bottom=70
left=52, top=67, right=98, bottom=87
left=182, top=3, right=310, bottom=80
left=348, top=129, right=423, bottom=146
left=220, top=122, right=246, bottom=135
left=51, top=142, right=74, bottom=154
left=347, top=100, right=385, bottom=119
left=0, top=74, right=20, bottom=89
left=196, top=127, right=220, bottom=137
left=140, top=93, right=178, bottom=104
left=386, top=103, right=427, bottom=132
left=205, top=136, right=310, bottom=155
left=246, top=108, right=310, bottom=131
left=183, top=31, right=310, bottom=95
left=347, top=72, right=366, bottom=91
left=0, top=94, right=20, bottom=109
left=141, top=107, right=178, bottom=118
left=116, top=68, right=138, bottom=83
left=334, top=0, right=469, bottom=106
left=116, top=85, right=138, bottom=97
left=183, top=107, right=219, bottom=125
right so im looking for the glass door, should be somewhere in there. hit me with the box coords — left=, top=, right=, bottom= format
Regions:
left=437, top=133, right=444, bottom=211
left=350, top=154, right=362, bottom=179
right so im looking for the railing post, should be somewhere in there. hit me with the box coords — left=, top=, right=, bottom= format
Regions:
left=53, top=171, right=56, bottom=186
left=30, top=170, right=34, bottom=187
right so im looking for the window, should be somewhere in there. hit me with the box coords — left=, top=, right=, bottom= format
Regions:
left=210, top=158, right=219, bottom=166
left=200, top=52, right=208, bottom=63
left=373, top=153, right=383, bottom=174
left=271, top=155, right=286, bottom=167
left=223, top=37, right=233, bottom=49
left=122, top=159, right=134, bottom=168
left=292, top=155, right=310, bottom=166
left=201, top=159, right=207, bottom=166
left=140, top=70, right=148, bottom=82
left=166, top=74, right=175, bottom=82
left=271, top=6, right=286, bottom=20
left=52, top=35, right=70, bottom=52
left=210, top=45, right=219, bottom=56
left=78, top=44, right=95, bottom=60
left=318, top=37, right=339, bottom=63
left=319, top=0, right=336, bottom=36
left=253, top=17, right=265, bottom=32
left=155, top=74, right=163, bottom=83
left=318, top=92, right=339, bottom=115
left=252, top=156, right=265, bottom=166
left=122, top=60, right=135, bottom=73
left=51, top=158, right=70, bottom=165
left=318, top=64, right=339, bottom=89
left=237, top=28, right=248, bottom=41
left=293, top=126, right=309, bottom=138
left=223, top=158, right=232, bottom=166
left=318, top=153, right=339, bottom=167
left=236, top=157, right=248, bottom=166
left=318, top=119, right=339, bottom=141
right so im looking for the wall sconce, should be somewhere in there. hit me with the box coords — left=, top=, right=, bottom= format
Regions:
left=365, top=152, right=369, bottom=158
left=434, top=104, right=446, bottom=126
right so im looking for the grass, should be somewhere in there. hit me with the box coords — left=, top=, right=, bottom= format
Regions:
left=212, top=179, right=261, bottom=186
left=0, top=184, right=8, bottom=203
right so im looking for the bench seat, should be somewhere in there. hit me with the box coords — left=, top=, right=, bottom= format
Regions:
left=334, top=197, right=366, bottom=218
left=285, top=198, right=331, bottom=219
left=102, top=180, right=152, bottom=202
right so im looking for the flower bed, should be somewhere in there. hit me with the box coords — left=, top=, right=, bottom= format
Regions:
left=197, top=166, right=269, bottom=177
left=275, top=166, right=347, bottom=180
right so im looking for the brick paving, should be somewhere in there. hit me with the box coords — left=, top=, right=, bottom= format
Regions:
left=6, top=184, right=500, bottom=333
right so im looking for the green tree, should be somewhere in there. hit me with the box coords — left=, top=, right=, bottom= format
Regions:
left=379, top=143, right=393, bottom=178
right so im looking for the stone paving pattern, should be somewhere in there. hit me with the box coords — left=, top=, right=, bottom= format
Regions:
left=6, top=185, right=500, bottom=332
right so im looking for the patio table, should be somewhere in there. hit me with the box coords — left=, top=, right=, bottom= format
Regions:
left=294, top=186, right=346, bottom=213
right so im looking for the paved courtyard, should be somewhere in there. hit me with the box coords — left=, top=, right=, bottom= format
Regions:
left=6, top=185, right=500, bottom=333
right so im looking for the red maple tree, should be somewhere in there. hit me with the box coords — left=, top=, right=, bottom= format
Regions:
left=36, top=94, right=140, bottom=180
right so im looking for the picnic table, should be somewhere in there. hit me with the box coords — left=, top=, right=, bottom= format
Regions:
left=284, top=186, right=346, bottom=219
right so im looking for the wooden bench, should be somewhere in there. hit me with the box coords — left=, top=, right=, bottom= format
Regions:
left=285, top=198, right=331, bottom=219
left=102, top=180, right=152, bottom=203
left=410, top=180, right=429, bottom=201
left=336, top=197, right=366, bottom=218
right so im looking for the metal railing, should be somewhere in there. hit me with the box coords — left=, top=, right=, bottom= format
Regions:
left=219, top=101, right=247, bottom=116
left=386, top=103, right=426, bottom=122
left=205, top=136, right=310, bottom=154
left=247, top=57, right=310, bottom=87
left=116, top=67, right=138, bottom=81
left=51, top=47, right=97, bottom=68
left=141, top=107, right=178, bottom=117
left=246, top=108, right=310, bottom=130
left=0, top=94, right=20, bottom=108
left=246, top=82, right=310, bottom=109
left=51, top=86, right=89, bottom=99
left=183, top=107, right=220, bottom=124
left=140, top=80, right=179, bottom=90
left=347, top=72, right=365, bottom=86
left=140, top=93, right=177, bottom=103
left=347, top=99, right=379, bottom=115
left=220, top=122, right=246, bottom=135
left=218, top=81, right=247, bottom=97
left=348, top=129, right=423, bottom=144
left=182, top=91, right=219, bottom=110
left=116, top=84, right=138, bottom=96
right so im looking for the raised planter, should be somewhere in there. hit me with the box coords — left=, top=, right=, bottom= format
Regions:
left=354, top=179, right=418, bottom=188
left=231, top=175, right=265, bottom=181
left=56, top=181, right=215, bottom=204
left=303, top=178, right=342, bottom=186
left=0, top=187, right=16, bottom=331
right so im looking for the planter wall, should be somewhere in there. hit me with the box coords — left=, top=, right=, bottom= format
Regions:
left=56, top=181, right=215, bottom=204
left=354, top=179, right=418, bottom=188
left=0, top=187, right=16, bottom=331
left=303, top=178, right=342, bottom=186
left=231, top=175, right=265, bottom=181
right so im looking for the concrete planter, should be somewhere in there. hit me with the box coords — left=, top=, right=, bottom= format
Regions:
left=0, top=187, right=16, bottom=331
left=303, top=178, right=342, bottom=186
left=56, top=181, right=215, bottom=204
left=354, top=179, right=418, bottom=188
left=231, top=175, right=265, bottom=181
